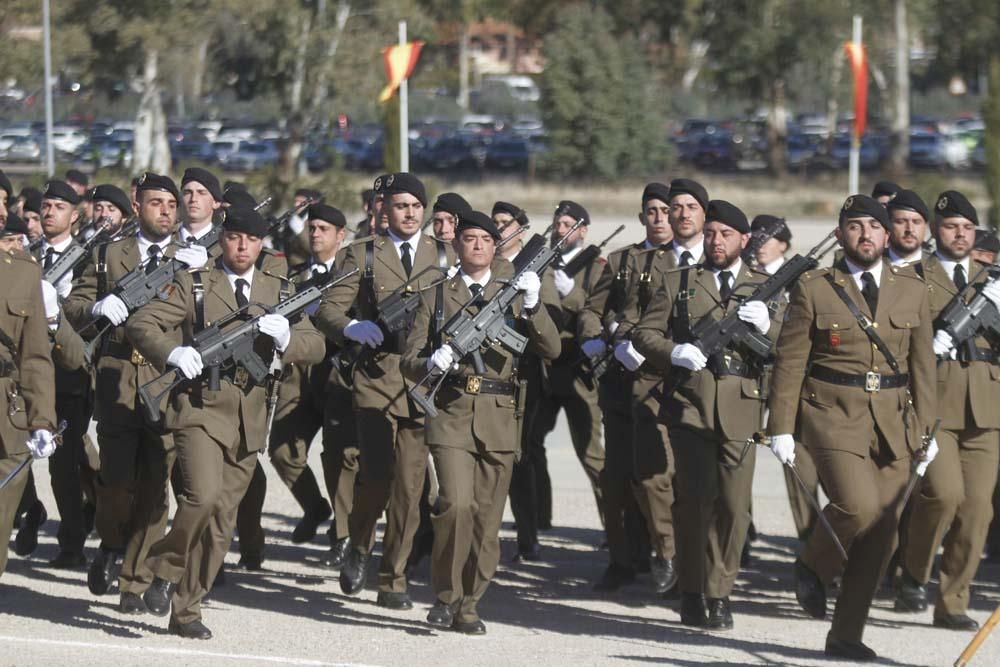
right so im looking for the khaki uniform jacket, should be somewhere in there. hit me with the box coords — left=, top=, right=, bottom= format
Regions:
left=315, top=232, right=455, bottom=417
left=766, top=258, right=935, bottom=459
left=0, top=251, right=57, bottom=455
left=401, top=259, right=561, bottom=452
left=50, top=317, right=86, bottom=372
left=124, top=261, right=326, bottom=449
left=34, top=241, right=89, bottom=398
left=632, top=261, right=783, bottom=440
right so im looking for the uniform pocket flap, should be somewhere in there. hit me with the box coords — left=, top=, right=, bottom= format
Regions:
left=889, top=312, right=920, bottom=329
left=6, top=299, right=31, bottom=317
left=816, top=313, right=854, bottom=330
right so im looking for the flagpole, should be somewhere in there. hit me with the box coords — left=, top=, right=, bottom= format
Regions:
left=848, top=14, right=862, bottom=195
left=399, top=20, right=409, bottom=172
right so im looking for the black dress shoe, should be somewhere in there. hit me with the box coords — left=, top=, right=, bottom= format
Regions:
left=427, top=601, right=454, bottom=628
left=377, top=591, right=414, bottom=610
left=933, top=613, right=980, bottom=631
left=894, top=571, right=928, bottom=612
left=593, top=564, right=636, bottom=592
left=825, top=633, right=877, bottom=661
left=237, top=555, right=264, bottom=571
left=143, top=577, right=177, bottom=617
left=321, top=537, right=351, bottom=569
left=512, top=542, right=542, bottom=562
left=339, top=548, right=369, bottom=596
left=680, top=592, right=707, bottom=627
left=48, top=551, right=87, bottom=569
left=119, top=592, right=147, bottom=615
left=795, top=559, right=826, bottom=620
left=452, top=619, right=487, bottom=635
left=705, top=597, right=734, bottom=630
left=291, top=502, right=332, bottom=544
left=14, top=501, right=46, bottom=557
left=651, top=557, right=678, bottom=596
left=168, top=617, right=213, bottom=640
left=88, top=549, right=124, bottom=596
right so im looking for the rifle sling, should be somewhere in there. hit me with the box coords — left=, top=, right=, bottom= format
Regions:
left=637, top=247, right=658, bottom=315
left=822, top=273, right=901, bottom=374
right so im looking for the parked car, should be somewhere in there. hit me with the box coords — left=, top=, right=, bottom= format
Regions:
left=485, top=135, right=530, bottom=171
left=2, top=136, right=42, bottom=162
left=221, top=140, right=279, bottom=171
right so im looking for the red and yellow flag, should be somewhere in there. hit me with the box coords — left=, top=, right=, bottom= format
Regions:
left=843, top=41, right=868, bottom=138
left=379, top=41, right=424, bottom=103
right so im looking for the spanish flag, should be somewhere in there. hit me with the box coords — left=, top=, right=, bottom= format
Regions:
left=843, top=41, right=868, bottom=138
left=379, top=41, right=424, bottom=103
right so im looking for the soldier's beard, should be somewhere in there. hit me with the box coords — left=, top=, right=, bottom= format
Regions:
left=844, top=243, right=881, bottom=267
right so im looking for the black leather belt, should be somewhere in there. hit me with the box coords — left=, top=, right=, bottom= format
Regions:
left=444, top=375, right=516, bottom=396
left=102, top=340, right=148, bottom=365
left=952, top=346, right=999, bottom=364
left=809, top=365, right=908, bottom=392
left=707, top=355, right=757, bottom=379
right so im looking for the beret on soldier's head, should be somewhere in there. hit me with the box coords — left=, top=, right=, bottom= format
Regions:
left=294, top=188, right=323, bottom=202
left=433, top=192, right=472, bottom=218
left=42, top=180, right=81, bottom=205
left=668, top=178, right=709, bottom=212
left=182, top=167, right=222, bottom=201
left=307, top=203, right=346, bottom=228
left=223, top=186, right=257, bottom=209
left=65, top=169, right=88, bottom=187
left=456, top=209, right=502, bottom=241
left=0, top=169, right=12, bottom=199
left=382, top=172, right=427, bottom=207
left=222, top=206, right=268, bottom=237
left=975, top=229, right=1000, bottom=254
left=840, top=194, right=888, bottom=227
left=555, top=200, right=590, bottom=225
left=642, top=182, right=672, bottom=207
left=373, top=173, right=391, bottom=194
left=935, top=190, right=978, bottom=226
left=886, top=189, right=929, bottom=222
left=750, top=214, right=791, bottom=243
left=0, top=212, right=28, bottom=237
left=135, top=172, right=179, bottom=202
left=706, top=200, right=749, bottom=234
left=492, top=200, right=528, bottom=226
left=21, top=187, right=42, bottom=215
left=871, top=181, right=901, bottom=199
left=91, top=184, right=133, bottom=216
left=361, top=188, right=375, bottom=205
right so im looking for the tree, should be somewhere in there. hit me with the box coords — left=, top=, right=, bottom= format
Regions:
left=984, top=59, right=1000, bottom=229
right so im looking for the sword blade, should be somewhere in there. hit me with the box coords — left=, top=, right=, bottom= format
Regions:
left=787, top=461, right=849, bottom=562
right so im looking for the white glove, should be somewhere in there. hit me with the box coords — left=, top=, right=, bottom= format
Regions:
left=344, top=319, right=384, bottom=348
left=553, top=269, right=575, bottom=298
left=737, top=300, right=771, bottom=335
left=446, top=264, right=460, bottom=279
left=426, top=345, right=456, bottom=373
left=167, top=346, right=204, bottom=380
left=581, top=338, right=607, bottom=359
left=981, top=279, right=1000, bottom=308
left=933, top=330, right=956, bottom=358
left=670, top=343, right=707, bottom=371
left=614, top=340, right=646, bottom=371
left=41, top=280, right=59, bottom=321
left=915, top=436, right=939, bottom=477
left=258, top=313, right=291, bottom=351
left=27, top=429, right=57, bottom=459
left=174, top=244, right=209, bottom=268
left=92, top=294, right=129, bottom=326
left=513, top=271, right=541, bottom=309
left=769, top=433, right=796, bottom=466
left=289, top=212, right=306, bottom=235
left=607, top=320, right=620, bottom=336
left=54, top=275, right=72, bottom=299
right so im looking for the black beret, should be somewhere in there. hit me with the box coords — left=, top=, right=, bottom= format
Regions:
left=42, top=180, right=81, bottom=205
left=135, top=172, right=179, bottom=202
left=492, top=201, right=528, bottom=225
left=372, top=174, right=391, bottom=194
left=0, top=212, right=28, bottom=237
left=0, top=170, right=11, bottom=199
left=224, top=180, right=245, bottom=192
left=871, top=181, right=900, bottom=199
left=935, top=190, right=978, bottom=226
left=668, top=178, right=709, bottom=212
left=433, top=192, right=472, bottom=218
left=21, top=187, right=42, bottom=215
left=975, top=229, right=1000, bottom=254
left=555, top=200, right=590, bottom=225
left=182, top=167, right=222, bottom=201
left=840, top=194, right=889, bottom=227
left=642, top=182, right=672, bottom=207
left=223, top=186, right=257, bottom=209
left=294, top=188, right=323, bottom=202
left=456, top=209, right=501, bottom=241
left=750, top=214, right=791, bottom=243
left=91, top=184, right=133, bottom=217
left=382, top=172, right=427, bottom=207
left=65, top=169, right=88, bottom=187
left=361, top=188, right=374, bottom=205
left=307, top=203, right=346, bottom=228
left=222, top=206, right=269, bottom=237
left=706, top=200, right=749, bottom=234
left=886, top=189, right=929, bottom=222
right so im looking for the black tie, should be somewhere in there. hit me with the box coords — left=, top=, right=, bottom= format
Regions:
left=953, top=264, right=967, bottom=291
left=145, top=245, right=161, bottom=275
left=235, top=278, right=249, bottom=308
left=718, top=270, right=733, bottom=301
left=680, top=250, right=693, bottom=267
left=861, top=271, right=879, bottom=315
left=186, top=235, right=197, bottom=244
left=400, top=241, right=412, bottom=277
left=312, top=264, right=328, bottom=280
left=43, top=247, right=56, bottom=270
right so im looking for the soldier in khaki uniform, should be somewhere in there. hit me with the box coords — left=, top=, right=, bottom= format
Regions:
left=895, top=191, right=999, bottom=631
left=766, top=195, right=937, bottom=661
left=279, top=187, right=323, bottom=268
left=633, top=199, right=781, bottom=631
left=315, top=173, right=454, bottom=609
left=126, top=207, right=325, bottom=638
left=401, top=211, right=559, bottom=633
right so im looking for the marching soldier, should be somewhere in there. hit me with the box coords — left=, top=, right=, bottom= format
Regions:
left=430, top=193, right=471, bottom=242
left=767, top=195, right=936, bottom=660
left=885, top=189, right=929, bottom=270
left=281, top=187, right=324, bottom=267
left=315, top=173, right=455, bottom=609
left=633, top=199, right=781, bottom=631
left=126, top=206, right=325, bottom=638
left=871, top=181, right=900, bottom=207
left=895, top=191, right=999, bottom=631
left=90, top=184, right=133, bottom=237
left=401, top=210, right=559, bottom=633
left=178, top=168, right=223, bottom=246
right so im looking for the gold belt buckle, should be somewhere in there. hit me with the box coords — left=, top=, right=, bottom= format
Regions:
left=865, top=371, right=881, bottom=392
left=466, top=376, right=482, bottom=394
left=130, top=349, right=146, bottom=365
left=233, top=367, right=250, bottom=388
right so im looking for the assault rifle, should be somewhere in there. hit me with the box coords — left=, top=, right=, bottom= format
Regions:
left=561, top=225, right=626, bottom=277
left=43, top=217, right=114, bottom=286
left=935, top=264, right=1000, bottom=349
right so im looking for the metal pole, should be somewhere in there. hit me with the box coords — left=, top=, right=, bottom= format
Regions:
left=848, top=14, right=862, bottom=195
left=42, top=0, right=55, bottom=177
left=398, top=20, right=409, bottom=172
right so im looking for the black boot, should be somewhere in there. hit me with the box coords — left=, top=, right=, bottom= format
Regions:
left=894, top=570, right=928, bottom=613
left=339, top=548, right=369, bottom=595
left=88, top=548, right=124, bottom=596
left=321, top=537, right=351, bottom=569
